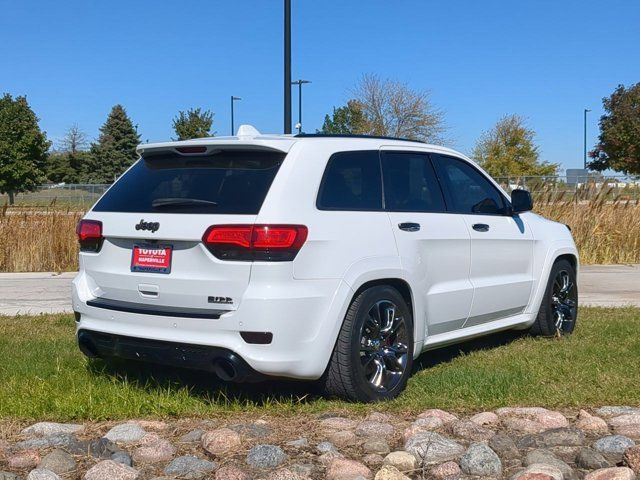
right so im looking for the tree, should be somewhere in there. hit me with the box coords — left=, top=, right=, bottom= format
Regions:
left=353, top=74, right=445, bottom=143
left=0, top=93, right=50, bottom=204
left=46, top=125, right=90, bottom=183
left=588, top=83, right=640, bottom=175
left=320, top=100, right=370, bottom=134
left=86, top=105, right=140, bottom=183
left=472, top=114, right=558, bottom=178
left=172, top=108, right=214, bottom=140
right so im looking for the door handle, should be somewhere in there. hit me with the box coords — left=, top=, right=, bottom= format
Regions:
left=472, top=223, right=490, bottom=232
left=398, top=222, right=421, bottom=232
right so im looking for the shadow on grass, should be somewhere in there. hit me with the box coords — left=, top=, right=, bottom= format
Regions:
left=86, top=329, right=527, bottom=405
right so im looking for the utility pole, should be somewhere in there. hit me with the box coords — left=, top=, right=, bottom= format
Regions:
left=292, top=79, right=311, bottom=133
left=231, top=96, right=241, bottom=135
left=584, top=108, right=591, bottom=170
left=284, top=0, right=292, bottom=134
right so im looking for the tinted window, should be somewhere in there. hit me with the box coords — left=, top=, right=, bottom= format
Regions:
left=93, top=150, right=284, bottom=214
left=434, top=155, right=507, bottom=215
left=382, top=152, right=446, bottom=212
left=317, top=151, right=383, bottom=210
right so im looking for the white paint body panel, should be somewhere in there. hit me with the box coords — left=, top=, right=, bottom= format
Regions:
left=73, top=132, right=578, bottom=380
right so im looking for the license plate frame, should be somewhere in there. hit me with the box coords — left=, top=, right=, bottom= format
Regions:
left=131, top=243, right=173, bottom=274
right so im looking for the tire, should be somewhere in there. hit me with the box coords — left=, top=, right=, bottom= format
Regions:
left=530, top=258, right=578, bottom=337
left=322, top=285, right=414, bottom=402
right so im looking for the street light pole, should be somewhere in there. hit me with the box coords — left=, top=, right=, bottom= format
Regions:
left=291, top=79, right=311, bottom=133
left=284, top=0, right=292, bottom=134
left=231, top=96, right=241, bottom=135
left=584, top=108, right=591, bottom=170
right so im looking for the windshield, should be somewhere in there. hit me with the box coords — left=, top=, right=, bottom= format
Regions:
left=92, top=150, right=285, bottom=214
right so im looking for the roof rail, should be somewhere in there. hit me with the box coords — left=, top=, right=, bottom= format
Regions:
left=294, top=133, right=426, bottom=144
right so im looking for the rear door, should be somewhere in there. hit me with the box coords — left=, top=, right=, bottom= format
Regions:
left=81, top=148, right=285, bottom=312
left=432, top=154, right=534, bottom=326
left=382, top=151, right=474, bottom=336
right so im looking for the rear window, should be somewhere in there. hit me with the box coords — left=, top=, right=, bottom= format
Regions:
left=93, top=150, right=285, bottom=214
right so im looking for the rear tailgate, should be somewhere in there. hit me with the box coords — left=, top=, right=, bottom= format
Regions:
left=79, top=147, right=286, bottom=314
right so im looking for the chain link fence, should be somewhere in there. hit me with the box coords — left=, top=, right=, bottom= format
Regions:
left=2, top=174, right=639, bottom=209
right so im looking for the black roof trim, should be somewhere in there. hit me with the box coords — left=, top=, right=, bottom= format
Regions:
left=294, top=133, right=426, bottom=144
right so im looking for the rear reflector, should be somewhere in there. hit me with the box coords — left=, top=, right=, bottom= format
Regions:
left=76, top=219, right=103, bottom=252
left=203, top=224, right=308, bottom=261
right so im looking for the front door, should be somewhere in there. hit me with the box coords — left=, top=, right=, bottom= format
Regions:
left=382, top=151, right=474, bottom=336
left=432, top=154, right=534, bottom=326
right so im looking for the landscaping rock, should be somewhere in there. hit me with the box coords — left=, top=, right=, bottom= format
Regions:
left=229, top=422, right=272, bottom=439
left=469, top=411, right=500, bottom=426
left=577, top=448, right=611, bottom=470
left=320, top=417, right=359, bottom=431
left=429, top=461, right=462, bottom=480
left=577, top=410, right=610, bottom=434
left=0, top=474, right=18, bottom=480
left=164, top=456, right=216, bottom=479
left=317, top=441, right=338, bottom=454
left=330, top=430, right=357, bottom=448
left=417, top=409, right=458, bottom=423
left=22, top=422, right=82, bottom=438
left=201, top=428, right=241, bottom=456
left=363, top=438, right=390, bottom=455
left=110, top=451, right=133, bottom=467
left=179, top=429, right=203, bottom=443
left=460, top=443, right=502, bottom=476
left=624, top=446, right=640, bottom=473
left=518, top=427, right=586, bottom=449
left=104, top=423, right=146, bottom=444
left=38, top=449, right=77, bottom=475
left=15, top=433, right=77, bottom=451
left=319, top=451, right=345, bottom=466
left=286, top=437, right=309, bottom=448
left=267, top=468, right=309, bottom=480
left=597, top=407, right=640, bottom=417
left=512, top=463, right=564, bottom=480
left=83, top=438, right=120, bottom=459
left=449, top=419, right=495, bottom=441
left=132, top=434, right=175, bottom=464
left=326, top=458, right=371, bottom=480
left=373, top=465, right=410, bottom=480
left=404, top=431, right=465, bottom=465
left=363, top=454, right=384, bottom=466
left=246, top=444, right=287, bottom=469
left=610, top=416, right=640, bottom=428
left=497, top=407, right=569, bottom=433
left=27, top=469, right=60, bottom=480
left=355, top=421, right=394, bottom=438
left=584, top=467, right=636, bottom=480
left=594, top=435, right=636, bottom=461
left=490, top=433, right=520, bottom=459
left=84, top=460, right=139, bottom=480
left=382, top=451, right=417, bottom=472
left=616, top=425, right=640, bottom=439
left=8, top=449, right=41, bottom=470
left=525, top=449, right=576, bottom=480
left=289, top=463, right=315, bottom=477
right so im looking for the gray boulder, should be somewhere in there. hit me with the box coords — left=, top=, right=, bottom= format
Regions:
left=404, top=431, right=465, bottom=465
left=246, top=444, right=287, bottom=469
left=460, top=443, right=502, bottom=476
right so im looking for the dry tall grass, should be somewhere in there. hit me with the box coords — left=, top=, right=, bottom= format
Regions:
left=0, top=206, right=82, bottom=272
left=0, top=194, right=639, bottom=272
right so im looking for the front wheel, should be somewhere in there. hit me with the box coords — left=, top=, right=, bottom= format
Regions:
left=321, top=285, right=414, bottom=402
left=530, top=259, right=578, bottom=336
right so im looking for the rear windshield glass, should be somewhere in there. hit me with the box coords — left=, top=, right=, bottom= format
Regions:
left=93, top=150, right=285, bottom=214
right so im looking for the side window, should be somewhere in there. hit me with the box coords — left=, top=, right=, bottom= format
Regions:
left=317, top=150, right=383, bottom=211
left=434, top=155, right=508, bottom=215
left=381, top=152, right=446, bottom=212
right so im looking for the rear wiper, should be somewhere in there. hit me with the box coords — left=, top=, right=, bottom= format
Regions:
left=151, top=198, right=218, bottom=209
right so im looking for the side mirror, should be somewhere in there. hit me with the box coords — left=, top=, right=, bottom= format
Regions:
left=511, top=189, right=533, bottom=214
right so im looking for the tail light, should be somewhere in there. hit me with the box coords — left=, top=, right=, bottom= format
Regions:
left=203, top=224, right=308, bottom=261
left=76, top=220, right=103, bottom=252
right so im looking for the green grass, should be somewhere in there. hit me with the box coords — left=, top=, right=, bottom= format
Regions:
left=1, top=308, right=640, bottom=421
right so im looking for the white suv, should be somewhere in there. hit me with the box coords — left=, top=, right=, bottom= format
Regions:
left=73, top=126, right=578, bottom=402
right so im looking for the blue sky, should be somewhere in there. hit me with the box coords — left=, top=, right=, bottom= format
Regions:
left=2, top=0, right=639, bottom=171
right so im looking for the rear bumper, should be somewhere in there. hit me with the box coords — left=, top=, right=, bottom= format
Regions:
left=72, top=270, right=353, bottom=380
left=77, top=329, right=263, bottom=382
